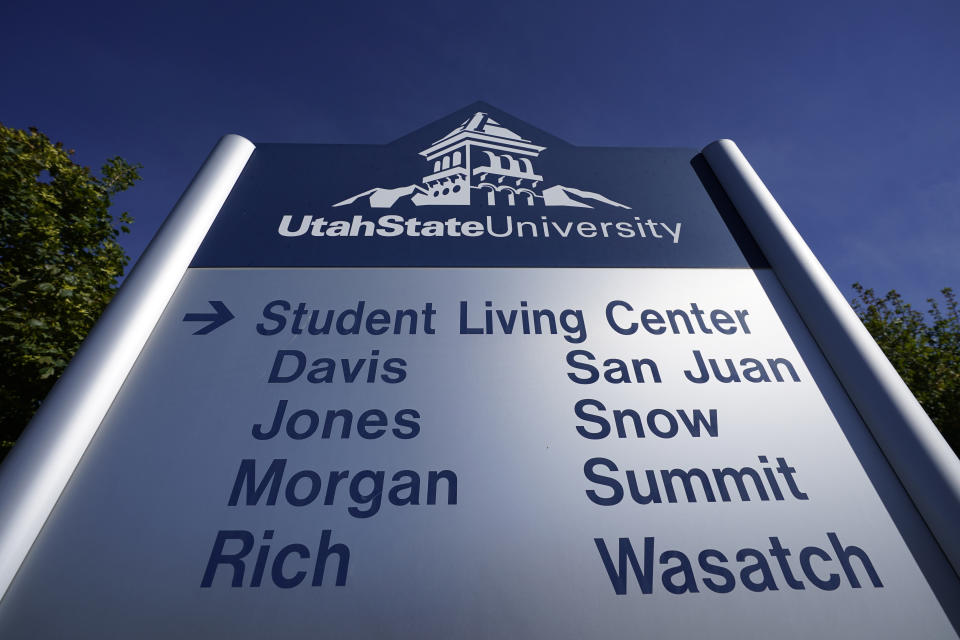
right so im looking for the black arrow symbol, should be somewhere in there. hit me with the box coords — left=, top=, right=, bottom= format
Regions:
left=183, top=301, right=235, bottom=335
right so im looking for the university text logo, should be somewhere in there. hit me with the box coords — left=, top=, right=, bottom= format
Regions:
left=276, top=111, right=683, bottom=242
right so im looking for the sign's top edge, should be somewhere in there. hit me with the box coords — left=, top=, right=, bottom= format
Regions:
left=245, top=141, right=702, bottom=153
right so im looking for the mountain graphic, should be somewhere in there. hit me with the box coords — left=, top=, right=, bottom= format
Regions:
left=333, top=185, right=426, bottom=209
left=541, top=185, right=630, bottom=209
left=333, top=184, right=629, bottom=209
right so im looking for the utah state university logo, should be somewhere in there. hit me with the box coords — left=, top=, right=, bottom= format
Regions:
left=334, top=112, right=630, bottom=210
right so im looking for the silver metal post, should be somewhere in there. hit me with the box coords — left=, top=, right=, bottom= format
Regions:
left=0, top=134, right=255, bottom=601
left=703, top=138, right=960, bottom=576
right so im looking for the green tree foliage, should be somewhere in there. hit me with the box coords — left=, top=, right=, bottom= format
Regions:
left=851, top=283, right=960, bottom=453
left=0, top=124, right=140, bottom=458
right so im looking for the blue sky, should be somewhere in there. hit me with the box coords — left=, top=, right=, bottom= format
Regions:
left=3, top=0, right=957, bottom=307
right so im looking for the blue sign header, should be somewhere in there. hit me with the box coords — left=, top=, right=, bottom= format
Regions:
left=191, top=103, right=765, bottom=268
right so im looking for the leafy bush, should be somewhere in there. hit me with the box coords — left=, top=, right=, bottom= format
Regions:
left=852, top=283, right=959, bottom=453
left=0, top=124, right=139, bottom=458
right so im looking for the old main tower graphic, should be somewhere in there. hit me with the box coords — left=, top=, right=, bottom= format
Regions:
left=414, top=111, right=544, bottom=206
left=335, top=112, right=630, bottom=209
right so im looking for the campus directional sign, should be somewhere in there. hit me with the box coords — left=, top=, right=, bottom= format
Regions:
left=0, top=103, right=958, bottom=638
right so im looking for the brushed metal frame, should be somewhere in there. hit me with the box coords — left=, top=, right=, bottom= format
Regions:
left=2, top=133, right=955, bottom=606
left=703, top=139, right=960, bottom=576
left=0, top=134, right=255, bottom=601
